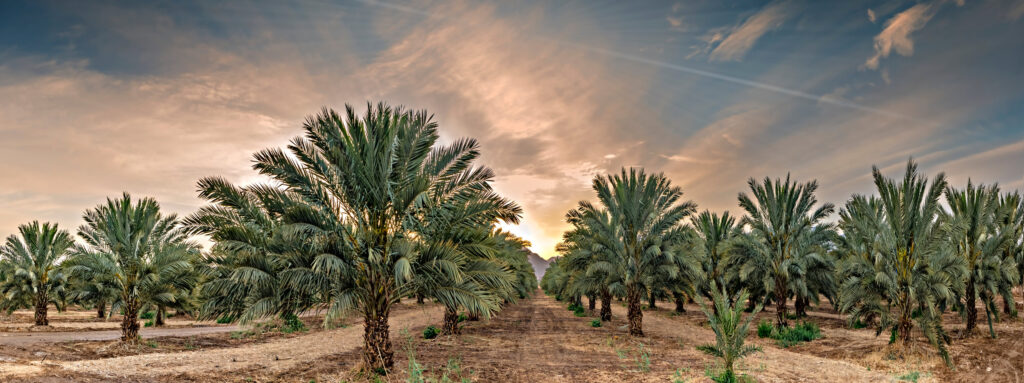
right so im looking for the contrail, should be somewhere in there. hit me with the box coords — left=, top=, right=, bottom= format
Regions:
left=354, top=0, right=918, bottom=122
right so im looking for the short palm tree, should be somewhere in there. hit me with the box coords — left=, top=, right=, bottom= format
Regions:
left=837, top=160, right=964, bottom=364
left=693, top=211, right=738, bottom=307
left=731, top=175, right=834, bottom=328
left=697, top=283, right=762, bottom=383
left=559, top=207, right=624, bottom=321
left=588, top=168, right=697, bottom=336
left=68, top=193, right=197, bottom=343
left=996, top=192, right=1024, bottom=316
left=0, top=221, right=74, bottom=325
left=944, top=181, right=1017, bottom=337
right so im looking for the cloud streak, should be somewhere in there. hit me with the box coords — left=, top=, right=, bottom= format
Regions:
left=709, top=1, right=793, bottom=62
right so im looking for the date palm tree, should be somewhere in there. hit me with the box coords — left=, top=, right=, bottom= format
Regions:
left=731, top=175, right=834, bottom=328
left=837, top=160, right=964, bottom=365
left=216, top=103, right=518, bottom=371
left=697, top=283, right=762, bottom=383
left=588, top=168, right=697, bottom=336
left=996, top=192, right=1023, bottom=316
left=693, top=211, right=738, bottom=308
left=944, top=181, right=1017, bottom=337
left=0, top=221, right=74, bottom=325
left=68, top=193, right=197, bottom=343
left=558, top=207, right=624, bottom=321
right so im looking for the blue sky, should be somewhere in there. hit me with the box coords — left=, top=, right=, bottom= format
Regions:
left=2, top=0, right=1023, bottom=258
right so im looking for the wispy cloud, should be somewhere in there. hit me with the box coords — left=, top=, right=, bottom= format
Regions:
left=864, top=3, right=937, bottom=70
left=709, top=1, right=794, bottom=62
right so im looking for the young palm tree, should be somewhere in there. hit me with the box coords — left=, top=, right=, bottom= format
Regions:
left=230, top=104, right=518, bottom=371
left=837, top=160, right=964, bottom=364
left=68, top=193, right=197, bottom=343
left=944, top=181, right=1017, bottom=337
left=731, top=175, right=834, bottom=328
left=0, top=221, right=74, bottom=325
left=697, top=283, right=763, bottom=383
left=587, top=168, right=697, bottom=336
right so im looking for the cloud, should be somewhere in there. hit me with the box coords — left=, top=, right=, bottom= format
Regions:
left=867, top=8, right=877, bottom=23
left=708, top=1, right=794, bottom=62
left=864, top=3, right=936, bottom=70
left=1011, top=1, right=1024, bottom=20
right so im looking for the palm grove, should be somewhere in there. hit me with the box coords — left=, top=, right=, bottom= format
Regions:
left=0, top=103, right=537, bottom=372
left=543, top=160, right=1024, bottom=365
left=1, top=102, right=1021, bottom=373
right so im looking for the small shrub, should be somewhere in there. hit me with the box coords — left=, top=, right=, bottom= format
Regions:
left=143, top=320, right=154, bottom=327
left=635, top=343, right=651, bottom=373
left=851, top=320, right=867, bottom=329
left=756, top=321, right=773, bottom=338
left=423, top=325, right=440, bottom=339
left=897, top=371, right=921, bottom=382
left=216, top=315, right=235, bottom=324
left=457, top=313, right=467, bottom=323
left=146, top=340, right=158, bottom=348
left=773, top=321, right=821, bottom=348
left=281, top=313, right=307, bottom=333
left=573, top=307, right=586, bottom=317
left=590, top=319, right=602, bottom=327
left=140, top=311, right=155, bottom=319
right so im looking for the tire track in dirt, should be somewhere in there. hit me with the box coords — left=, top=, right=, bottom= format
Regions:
left=55, top=304, right=444, bottom=380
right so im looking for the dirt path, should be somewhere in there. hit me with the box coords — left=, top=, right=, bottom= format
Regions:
left=0, top=325, right=240, bottom=346
left=55, top=304, right=444, bottom=380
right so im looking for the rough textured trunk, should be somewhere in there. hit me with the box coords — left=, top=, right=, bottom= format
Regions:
left=673, top=292, right=686, bottom=313
left=746, top=296, right=757, bottom=312
left=648, top=290, right=657, bottom=309
left=587, top=294, right=596, bottom=311
left=416, top=294, right=425, bottom=305
left=34, top=288, right=48, bottom=326
left=362, top=301, right=393, bottom=371
left=468, top=312, right=480, bottom=321
left=600, top=290, right=612, bottom=321
left=155, top=305, right=165, bottom=327
left=121, top=297, right=140, bottom=343
left=442, top=307, right=460, bottom=335
left=96, top=300, right=106, bottom=319
left=897, top=312, right=913, bottom=344
left=627, top=284, right=644, bottom=337
left=795, top=295, right=808, bottom=318
left=965, top=281, right=978, bottom=333
left=774, top=278, right=788, bottom=328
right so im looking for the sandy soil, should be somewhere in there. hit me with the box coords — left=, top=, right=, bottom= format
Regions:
left=4, top=292, right=1024, bottom=382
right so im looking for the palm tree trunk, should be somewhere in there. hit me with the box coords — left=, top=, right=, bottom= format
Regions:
left=442, top=307, right=460, bottom=335
left=587, top=294, right=596, bottom=311
left=627, top=284, right=644, bottom=336
left=468, top=312, right=480, bottom=321
left=96, top=300, right=106, bottom=319
left=362, top=296, right=393, bottom=371
left=155, top=305, right=165, bottom=327
left=1002, top=293, right=1015, bottom=316
left=673, top=291, right=686, bottom=313
left=600, top=290, right=612, bottom=321
left=416, top=293, right=425, bottom=305
left=774, top=278, right=788, bottom=328
left=121, top=296, right=141, bottom=343
left=795, top=295, right=808, bottom=318
left=34, top=288, right=48, bottom=326
left=648, top=290, right=657, bottom=309
left=965, top=281, right=977, bottom=333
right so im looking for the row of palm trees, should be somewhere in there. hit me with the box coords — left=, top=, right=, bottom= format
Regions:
left=0, top=103, right=537, bottom=373
left=542, top=160, right=1023, bottom=364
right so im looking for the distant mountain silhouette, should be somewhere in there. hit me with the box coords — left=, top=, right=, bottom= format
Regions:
left=525, top=250, right=549, bottom=281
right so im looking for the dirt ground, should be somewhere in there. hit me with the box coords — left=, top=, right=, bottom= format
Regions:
left=2, top=292, right=1024, bottom=382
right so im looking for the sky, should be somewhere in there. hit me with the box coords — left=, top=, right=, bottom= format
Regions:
left=1, top=0, right=1023, bottom=259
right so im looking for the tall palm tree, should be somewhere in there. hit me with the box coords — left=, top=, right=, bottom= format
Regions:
left=731, top=175, right=834, bottom=328
left=559, top=207, right=624, bottom=321
left=68, top=193, right=197, bottom=343
left=225, top=104, right=518, bottom=371
left=587, top=168, right=697, bottom=336
left=837, top=160, right=964, bottom=364
left=996, top=192, right=1024, bottom=316
left=944, top=181, right=1017, bottom=337
left=0, top=221, right=74, bottom=325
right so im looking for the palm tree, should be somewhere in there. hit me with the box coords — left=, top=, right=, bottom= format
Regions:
left=68, top=193, right=197, bottom=343
left=0, top=221, right=74, bottom=326
left=944, top=181, right=1017, bottom=337
left=558, top=207, right=624, bottom=321
left=696, top=283, right=762, bottom=383
left=693, top=211, right=738, bottom=308
left=587, top=168, right=697, bottom=336
left=837, top=160, right=964, bottom=364
left=731, top=175, right=834, bottom=328
left=996, top=192, right=1023, bottom=316
left=220, top=104, right=518, bottom=371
